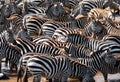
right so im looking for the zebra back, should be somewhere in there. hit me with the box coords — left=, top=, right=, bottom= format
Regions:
left=66, top=34, right=101, bottom=51
left=27, top=54, right=71, bottom=81
left=71, top=0, right=114, bottom=17
left=64, top=42, right=93, bottom=58
left=24, top=15, right=51, bottom=36
left=41, top=20, right=65, bottom=36
left=42, top=38, right=67, bottom=48
left=52, top=27, right=82, bottom=42
left=35, top=43, right=67, bottom=56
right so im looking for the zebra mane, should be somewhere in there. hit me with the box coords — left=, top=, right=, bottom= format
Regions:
left=45, top=2, right=63, bottom=13
left=6, top=42, right=21, bottom=53
left=90, top=49, right=108, bottom=57
left=16, top=37, right=36, bottom=46
left=67, top=56, right=88, bottom=67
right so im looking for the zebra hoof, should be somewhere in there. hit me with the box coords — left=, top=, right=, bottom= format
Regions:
left=0, top=73, right=10, bottom=80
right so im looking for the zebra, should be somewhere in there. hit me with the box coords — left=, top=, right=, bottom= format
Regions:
left=102, top=35, right=120, bottom=44
left=9, top=14, right=23, bottom=35
left=53, top=14, right=75, bottom=22
left=0, top=42, right=22, bottom=80
left=1, top=2, right=22, bottom=18
left=0, top=29, right=21, bottom=79
left=0, top=28, right=16, bottom=44
left=24, top=15, right=51, bottom=37
left=17, top=54, right=71, bottom=82
left=32, top=35, right=52, bottom=44
left=66, top=34, right=120, bottom=64
left=26, top=0, right=46, bottom=7
left=77, top=49, right=120, bottom=82
left=24, top=54, right=92, bottom=82
left=64, top=42, right=93, bottom=58
left=45, top=2, right=69, bottom=19
left=65, top=0, right=83, bottom=9
left=84, top=19, right=107, bottom=40
left=87, top=8, right=114, bottom=21
left=41, top=16, right=88, bottom=37
left=41, top=20, right=65, bottom=37
left=7, top=30, right=66, bottom=56
left=16, top=41, right=68, bottom=82
left=71, top=0, right=119, bottom=17
left=27, top=6, right=47, bottom=15
left=68, top=57, right=90, bottom=82
left=42, top=38, right=67, bottom=48
left=0, top=16, right=10, bottom=33
left=101, top=17, right=120, bottom=36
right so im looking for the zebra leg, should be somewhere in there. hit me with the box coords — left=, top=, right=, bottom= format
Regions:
left=0, top=58, right=9, bottom=80
left=103, top=73, right=108, bottom=82
left=23, top=68, right=28, bottom=82
left=82, top=70, right=95, bottom=82
left=33, top=75, right=41, bottom=82
left=1, top=58, right=10, bottom=72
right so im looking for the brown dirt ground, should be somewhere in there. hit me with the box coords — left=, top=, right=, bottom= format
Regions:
left=0, top=72, right=120, bottom=82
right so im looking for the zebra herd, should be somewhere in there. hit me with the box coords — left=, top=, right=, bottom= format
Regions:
left=0, top=0, right=120, bottom=82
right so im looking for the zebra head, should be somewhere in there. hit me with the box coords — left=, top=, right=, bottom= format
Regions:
left=89, top=20, right=104, bottom=33
left=9, top=2, right=21, bottom=15
left=84, top=19, right=105, bottom=39
left=104, top=48, right=117, bottom=65
left=0, top=16, right=9, bottom=33
left=16, top=28, right=33, bottom=41
left=46, top=2, right=68, bottom=19
left=1, top=2, right=21, bottom=19
left=64, top=42, right=77, bottom=57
